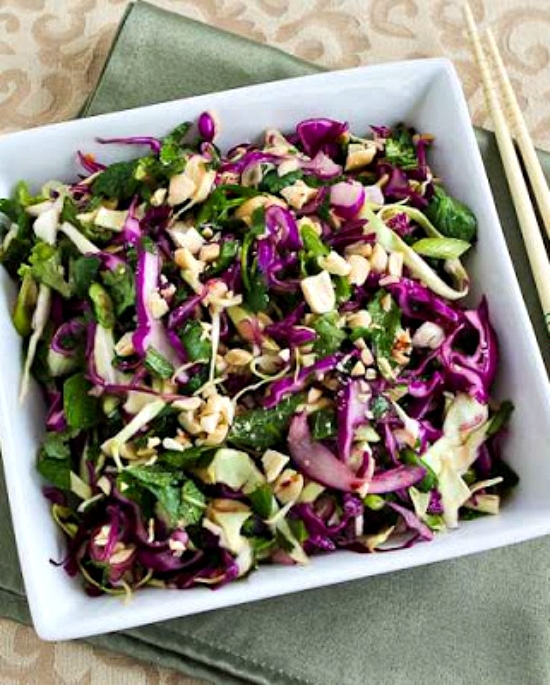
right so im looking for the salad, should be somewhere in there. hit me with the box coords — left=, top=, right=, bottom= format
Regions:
left=0, top=113, right=517, bottom=596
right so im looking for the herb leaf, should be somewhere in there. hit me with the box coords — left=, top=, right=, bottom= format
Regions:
left=144, top=347, right=175, bottom=379
left=179, top=320, right=211, bottom=363
left=384, top=124, right=417, bottom=170
left=367, top=291, right=401, bottom=359
left=310, top=408, right=337, bottom=440
left=229, top=394, right=304, bottom=451
left=260, top=170, right=304, bottom=195
left=101, top=263, right=135, bottom=316
left=249, top=484, right=274, bottom=519
left=19, top=242, right=72, bottom=298
left=36, top=430, right=77, bottom=489
left=63, top=372, right=102, bottom=430
left=71, top=255, right=101, bottom=299
left=312, top=312, right=346, bottom=356
left=425, top=185, right=477, bottom=243
left=92, top=161, right=140, bottom=201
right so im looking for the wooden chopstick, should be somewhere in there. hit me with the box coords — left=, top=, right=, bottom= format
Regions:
left=484, top=28, right=550, bottom=240
left=463, top=2, right=550, bottom=335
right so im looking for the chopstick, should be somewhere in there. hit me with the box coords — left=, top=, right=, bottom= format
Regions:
left=484, top=29, right=550, bottom=239
left=463, top=2, right=550, bottom=335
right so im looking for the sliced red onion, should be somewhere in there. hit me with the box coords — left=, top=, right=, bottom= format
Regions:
left=337, top=379, right=368, bottom=463
left=288, top=413, right=367, bottom=493
left=330, top=181, right=365, bottom=220
left=300, top=151, right=342, bottom=179
left=367, top=465, right=426, bottom=494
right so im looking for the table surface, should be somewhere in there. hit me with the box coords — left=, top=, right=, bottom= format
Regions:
left=1, top=0, right=549, bottom=682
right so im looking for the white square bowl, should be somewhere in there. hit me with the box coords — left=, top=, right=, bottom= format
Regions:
left=1, top=58, right=550, bottom=642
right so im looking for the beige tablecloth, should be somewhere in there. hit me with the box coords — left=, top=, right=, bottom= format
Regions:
left=1, top=0, right=549, bottom=682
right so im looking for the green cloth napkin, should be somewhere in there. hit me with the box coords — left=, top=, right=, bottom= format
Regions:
left=3, top=2, right=550, bottom=683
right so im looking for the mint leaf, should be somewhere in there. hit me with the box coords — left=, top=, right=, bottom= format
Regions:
left=71, top=255, right=101, bottom=299
left=36, top=429, right=78, bottom=489
left=63, top=373, right=102, bottom=430
left=229, top=394, right=304, bottom=451
left=91, top=160, right=140, bottom=201
left=179, top=480, right=206, bottom=526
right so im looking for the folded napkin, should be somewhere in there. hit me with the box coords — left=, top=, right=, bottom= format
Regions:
left=3, top=2, right=550, bottom=683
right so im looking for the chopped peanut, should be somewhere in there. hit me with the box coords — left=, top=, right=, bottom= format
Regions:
left=274, top=469, right=304, bottom=504
left=347, top=254, right=370, bottom=286
left=319, top=250, right=352, bottom=277
left=347, top=310, right=372, bottom=329
left=388, top=251, right=404, bottom=278
left=199, top=243, right=221, bottom=263
left=301, top=270, right=335, bottom=314
left=370, top=243, right=388, bottom=274
left=345, top=242, right=373, bottom=258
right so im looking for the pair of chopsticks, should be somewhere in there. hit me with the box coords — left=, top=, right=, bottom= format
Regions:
left=463, top=3, right=550, bottom=334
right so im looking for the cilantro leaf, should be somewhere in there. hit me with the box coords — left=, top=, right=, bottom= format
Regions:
left=179, top=320, right=211, bottom=363
left=121, top=466, right=206, bottom=527
left=205, top=240, right=239, bottom=277
left=159, top=121, right=192, bottom=171
left=371, top=395, right=390, bottom=420
left=196, top=185, right=258, bottom=225
left=19, top=242, right=72, bottom=298
left=487, top=400, right=514, bottom=437
left=260, top=170, right=304, bottom=195
left=100, top=263, right=135, bottom=316
left=244, top=270, right=269, bottom=313
left=384, top=124, right=418, bottom=170
left=425, top=185, right=477, bottom=243
left=366, top=290, right=401, bottom=359
left=312, top=311, right=346, bottom=356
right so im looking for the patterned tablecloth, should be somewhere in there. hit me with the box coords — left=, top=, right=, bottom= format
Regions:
left=0, top=0, right=549, bottom=682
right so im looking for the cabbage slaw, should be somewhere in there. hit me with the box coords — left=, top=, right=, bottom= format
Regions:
left=0, top=113, right=517, bottom=596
